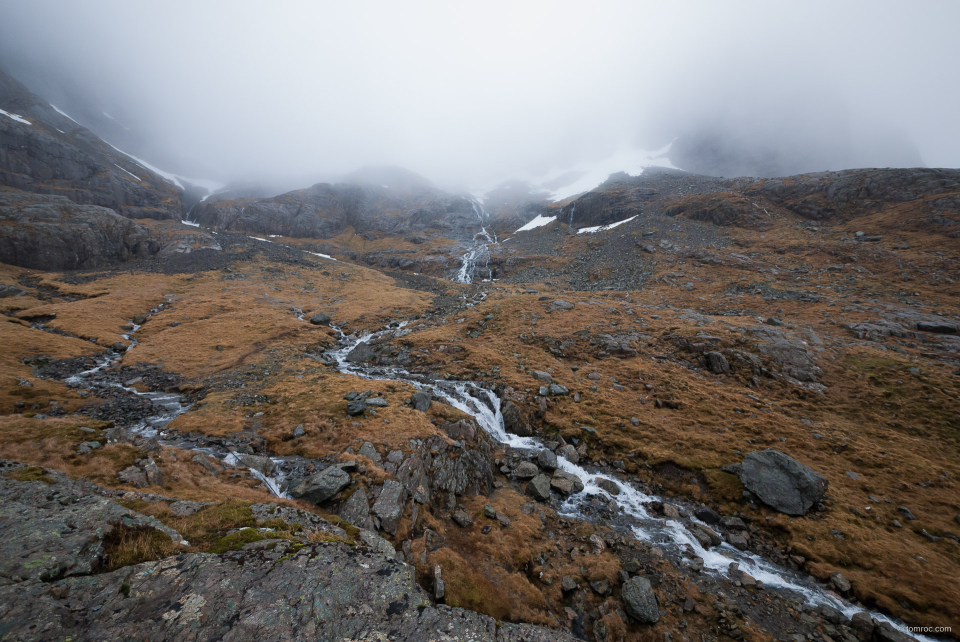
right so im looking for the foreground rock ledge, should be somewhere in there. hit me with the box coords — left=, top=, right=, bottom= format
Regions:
left=0, top=544, right=575, bottom=641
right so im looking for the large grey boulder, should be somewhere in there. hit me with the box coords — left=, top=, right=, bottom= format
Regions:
left=736, top=449, right=828, bottom=515
left=289, top=465, right=352, bottom=504
left=338, top=486, right=375, bottom=531
left=621, top=576, right=660, bottom=623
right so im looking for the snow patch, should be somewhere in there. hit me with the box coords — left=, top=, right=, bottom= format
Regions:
left=181, top=219, right=200, bottom=228
left=305, top=251, right=336, bottom=261
left=0, top=108, right=30, bottom=125
left=578, top=215, right=637, bottom=234
left=248, top=236, right=272, bottom=243
left=515, top=215, right=557, bottom=233
left=51, top=105, right=78, bottom=124
left=114, top=164, right=142, bottom=182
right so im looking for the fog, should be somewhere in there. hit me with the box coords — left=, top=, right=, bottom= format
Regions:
left=1, top=0, right=958, bottom=191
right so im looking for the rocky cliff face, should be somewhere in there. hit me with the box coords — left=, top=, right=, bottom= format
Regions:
left=0, top=189, right=161, bottom=269
left=0, top=69, right=183, bottom=220
left=191, top=181, right=484, bottom=240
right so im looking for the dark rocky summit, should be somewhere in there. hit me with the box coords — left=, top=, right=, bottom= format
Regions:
left=0, top=69, right=183, bottom=220
left=0, top=189, right=161, bottom=270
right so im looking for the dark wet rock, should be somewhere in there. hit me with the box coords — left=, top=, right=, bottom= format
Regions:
left=694, top=505, right=721, bottom=525
left=346, top=342, right=376, bottom=363
left=557, top=444, right=580, bottom=465
left=501, top=400, right=530, bottom=437
left=916, top=321, right=958, bottom=334
left=537, top=449, right=558, bottom=471
left=338, top=486, right=375, bottom=531
left=411, top=390, right=432, bottom=412
left=550, top=469, right=585, bottom=496
left=621, top=576, right=660, bottom=623
left=595, top=478, right=620, bottom=496
left=851, top=612, right=875, bottom=639
left=346, top=398, right=368, bottom=416
left=0, top=460, right=183, bottom=583
left=289, top=465, right=352, bottom=505
left=309, top=312, right=331, bottom=325
left=736, top=449, right=828, bottom=515
left=373, top=480, right=407, bottom=535
left=526, top=474, right=551, bottom=501
left=705, top=351, right=730, bottom=374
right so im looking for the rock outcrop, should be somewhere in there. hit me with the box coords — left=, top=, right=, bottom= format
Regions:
left=0, top=189, right=161, bottom=269
left=0, top=459, right=573, bottom=642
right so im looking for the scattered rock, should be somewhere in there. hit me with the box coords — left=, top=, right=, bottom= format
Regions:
left=309, top=312, right=331, bottom=325
left=621, top=576, right=660, bottom=623
left=290, top=465, right=352, bottom=504
left=514, top=461, right=539, bottom=479
left=411, top=391, right=432, bottom=412
left=526, top=474, right=551, bottom=501
left=452, top=508, right=474, bottom=528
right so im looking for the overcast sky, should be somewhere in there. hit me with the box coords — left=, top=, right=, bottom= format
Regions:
left=1, top=0, right=958, bottom=189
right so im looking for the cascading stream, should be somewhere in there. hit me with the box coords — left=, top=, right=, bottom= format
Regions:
left=60, top=303, right=290, bottom=499
left=452, top=199, right=498, bottom=284
left=326, top=315, right=933, bottom=642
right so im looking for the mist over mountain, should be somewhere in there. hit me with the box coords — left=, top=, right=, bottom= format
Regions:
left=1, top=0, right=957, bottom=192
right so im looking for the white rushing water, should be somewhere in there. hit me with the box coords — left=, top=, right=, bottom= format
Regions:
left=452, top=200, right=498, bottom=284
left=326, top=317, right=933, bottom=642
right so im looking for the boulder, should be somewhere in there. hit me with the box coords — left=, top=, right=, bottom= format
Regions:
left=557, top=444, right=579, bottom=465
left=372, top=480, right=407, bottom=535
left=621, top=576, right=660, bottom=623
left=309, top=312, right=331, bottom=326
left=514, top=461, right=539, bottom=479
left=736, top=449, right=828, bottom=515
left=550, top=469, right=584, bottom=495
left=290, top=465, right=352, bottom=504
left=526, top=474, right=551, bottom=501
left=346, top=343, right=376, bottom=363
left=339, top=486, right=375, bottom=531
left=411, top=391, right=432, bottom=412
left=536, top=449, right=558, bottom=471
left=705, top=351, right=730, bottom=374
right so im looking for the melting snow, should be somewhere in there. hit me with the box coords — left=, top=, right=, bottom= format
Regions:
left=181, top=219, right=200, bottom=228
left=578, top=215, right=637, bottom=234
left=0, top=108, right=31, bottom=125
left=305, top=251, right=336, bottom=260
left=248, top=236, right=272, bottom=242
left=515, top=215, right=556, bottom=232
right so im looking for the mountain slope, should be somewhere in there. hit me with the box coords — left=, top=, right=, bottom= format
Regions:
left=0, top=68, right=183, bottom=220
